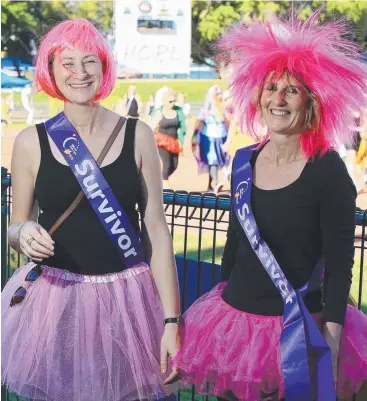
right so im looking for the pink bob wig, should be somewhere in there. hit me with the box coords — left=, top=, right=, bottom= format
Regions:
left=217, top=12, right=367, bottom=158
left=35, top=19, right=116, bottom=103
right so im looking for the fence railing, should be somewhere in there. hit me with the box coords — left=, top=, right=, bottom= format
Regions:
left=1, top=167, right=366, bottom=400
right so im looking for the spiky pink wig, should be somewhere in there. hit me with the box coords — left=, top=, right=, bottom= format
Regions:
left=35, top=19, right=115, bottom=103
left=217, top=12, right=367, bottom=158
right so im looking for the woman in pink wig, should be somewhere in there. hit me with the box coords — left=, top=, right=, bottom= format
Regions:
left=2, top=19, right=181, bottom=401
left=169, top=12, right=367, bottom=401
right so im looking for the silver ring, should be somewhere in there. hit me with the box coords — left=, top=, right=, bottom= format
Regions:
left=26, top=237, right=35, bottom=247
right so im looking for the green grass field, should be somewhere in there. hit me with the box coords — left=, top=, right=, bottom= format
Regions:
left=10, top=79, right=223, bottom=110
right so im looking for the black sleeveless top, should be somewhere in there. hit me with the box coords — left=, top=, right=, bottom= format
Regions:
left=35, top=118, right=141, bottom=275
left=158, top=114, right=179, bottom=138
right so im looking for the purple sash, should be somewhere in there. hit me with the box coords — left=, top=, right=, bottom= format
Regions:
left=232, top=145, right=336, bottom=401
left=44, top=112, right=145, bottom=268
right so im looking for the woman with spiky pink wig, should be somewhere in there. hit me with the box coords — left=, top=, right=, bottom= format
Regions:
left=168, top=13, right=367, bottom=401
left=2, top=19, right=181, bottom=401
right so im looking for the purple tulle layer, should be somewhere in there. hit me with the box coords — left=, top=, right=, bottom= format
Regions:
left=2, top=263, right=175, bottom=401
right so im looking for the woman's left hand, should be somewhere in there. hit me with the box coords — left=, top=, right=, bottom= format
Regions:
left=161, top=324, right=182, bottom=385
left=323, top=322, right=342, bottom=385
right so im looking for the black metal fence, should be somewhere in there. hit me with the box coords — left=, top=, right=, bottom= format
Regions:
left=1, top=167, right=366, bottom=400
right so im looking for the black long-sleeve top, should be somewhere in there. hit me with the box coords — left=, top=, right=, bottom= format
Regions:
left=221, top=147, right=356, bottom=325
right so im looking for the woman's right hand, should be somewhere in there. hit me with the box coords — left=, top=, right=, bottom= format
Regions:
left=18, top=221, right=55, bottom=262
left=221, top=140, right=230, bottom=153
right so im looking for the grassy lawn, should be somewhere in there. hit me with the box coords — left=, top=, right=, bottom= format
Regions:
left=111, top=79, right=225, bottom=102
left=10, top=79, right=223, bottom=109
left=172, top=231, right=226, bottom=264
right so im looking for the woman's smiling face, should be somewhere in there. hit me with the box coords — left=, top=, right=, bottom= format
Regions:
left=52, top=48, right=103, bottom=105
left=260, top=74, right=309, bottom=136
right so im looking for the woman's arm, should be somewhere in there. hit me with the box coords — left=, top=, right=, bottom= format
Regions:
left=222, top=119, right=236, bottom=153
left=8, top=127, right=54, bottom=260
left=136, top=94, right=143, bottom=115
left=149, top=110, right=162, bottom=132
left=319, top=152, right=356, bottom=382
left=136, top=120, right=180, bottom=318
left=135, top=120, right=181, bottom=379
left=320, top=153, right=356, bottom=326
left=120, top=95, right=128, bottom=116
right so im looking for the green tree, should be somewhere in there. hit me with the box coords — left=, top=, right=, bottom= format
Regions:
left=2, top=1, right=41, bottom=75
left=312, top=1, right=367, bottom=44
left=1, top=1, right=113, bottom=76
left=191, top=0, right=367, bottom=66
left=191, top=0, right=291, bottom=65
left=68, top=1, right=113, bottom=36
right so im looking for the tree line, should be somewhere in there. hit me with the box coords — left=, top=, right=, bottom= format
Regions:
left=2, top=0, right=367, bottom=76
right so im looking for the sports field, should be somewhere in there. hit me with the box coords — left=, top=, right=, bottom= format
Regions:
left=10, top=79, right=224, bottom=110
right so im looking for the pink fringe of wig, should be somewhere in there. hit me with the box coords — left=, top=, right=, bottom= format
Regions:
left=35, top=19, right=116, bottom=103
left=217, top=12, right=367, bottom=158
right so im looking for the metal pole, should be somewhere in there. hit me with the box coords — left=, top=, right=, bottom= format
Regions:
left=1, top=167, right=10, bottom=290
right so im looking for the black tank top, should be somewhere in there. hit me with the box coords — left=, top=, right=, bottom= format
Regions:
left=127, top=97, right=139, bottom=117
left=158, top=113, right=179, bottom=138
left=35, top=118, right=141, bottom=275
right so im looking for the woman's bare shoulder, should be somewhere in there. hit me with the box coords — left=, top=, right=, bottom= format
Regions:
left=13, top=125, right=40, bottom=153
left=11, top=125, right=41, bottom=178
left=134, top=120, right=156, bottom=162
left=135, top=119, right=155, bottom=140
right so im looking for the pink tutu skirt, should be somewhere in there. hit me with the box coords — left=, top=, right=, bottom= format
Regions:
left=2, top=262, right=175, bottom=401
left=172, top=283, right=367, bottom=401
